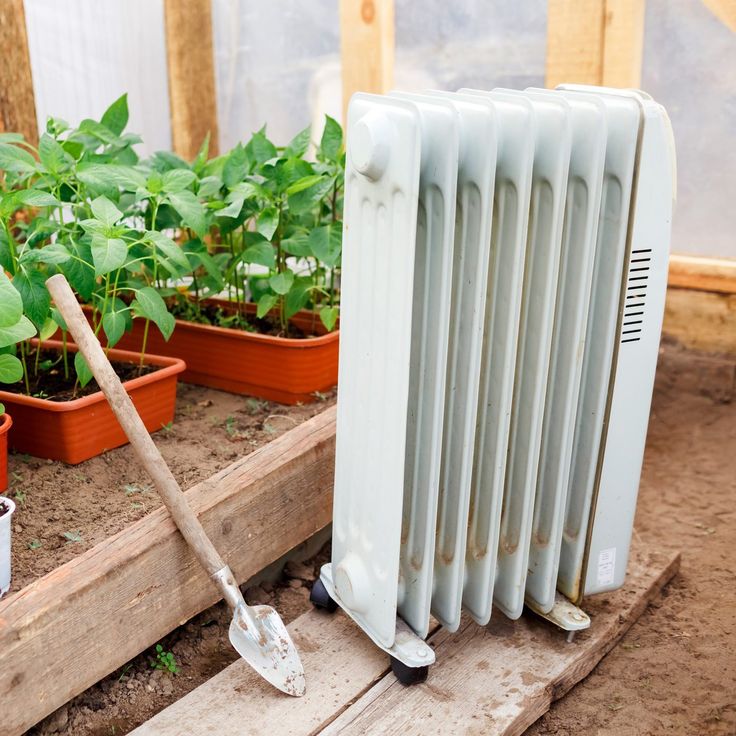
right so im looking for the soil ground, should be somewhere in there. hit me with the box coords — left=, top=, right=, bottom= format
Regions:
left=16, top=340, right=736, bottom=735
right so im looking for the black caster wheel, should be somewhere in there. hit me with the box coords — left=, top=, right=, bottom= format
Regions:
left=390, top=656, right=429, bottom=686
left=310, top=578, right=338, bottom=612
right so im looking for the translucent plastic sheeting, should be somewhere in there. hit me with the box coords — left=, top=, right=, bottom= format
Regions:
left=212, top=0, right=342, bottom=150
left=23, top=0, right=171, bottom=156
left=642, top=0, right=736, bottom=257
left=394, top=0, right=547, bottom=94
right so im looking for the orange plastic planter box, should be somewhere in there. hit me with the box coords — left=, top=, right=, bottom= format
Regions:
left=110, top=300, right=339, bottom=404
left=0, top=414, right=11, bottom=491
left=0, top=341, right=186, bottom=465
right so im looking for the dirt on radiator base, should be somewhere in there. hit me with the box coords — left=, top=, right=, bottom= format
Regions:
left=527, top=339, right=736, bottom=736
left=25, top=340, right=736, bottom=735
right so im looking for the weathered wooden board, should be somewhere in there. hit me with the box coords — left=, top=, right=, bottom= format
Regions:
left=0, top=406, right=336, bottom=736
left=668, top=255, right=736, bottom=294
left=132, top=544, right=680, bottom=736
left=663, top=288, right=736, bottom=356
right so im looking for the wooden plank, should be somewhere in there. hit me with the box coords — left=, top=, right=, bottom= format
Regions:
left=131, top=543, right=679, bottom=736
left=601, top=0, right=646, bottom=88
left=0, top=0, right=38, bottom=145
left=668, top=254, right=736, bottom=294
left=163, top=0, right=219, bottom=160
left=328, top=547, right=680, bottom=736
left=545, top=0, right=606, bottom=88
left=339, top=0, right=395, bottom=121
left=702, top=0, right=736, bottom=33
left=663, top=287, right=736, bottom=356
left=0, top=406, right=336, bottom=736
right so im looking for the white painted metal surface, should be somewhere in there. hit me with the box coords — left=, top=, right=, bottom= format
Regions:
left=0, top=496, right=16, bottom=598
left=388, top=92, right=459, bottom=639
left=525, top=89, right=607, bottom=614
left=331, top=94, right=421, bottom=649
left=325, top=84, right=675, bottom=666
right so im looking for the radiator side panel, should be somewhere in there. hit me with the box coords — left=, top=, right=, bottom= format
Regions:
left=556, top=95, right=641, bottom=602
left=525, top=91, right=607, bottom=613
left=457, top=89, right=535, bottom=627
left=582, top=90, right=675, bottom=596
left=493, top=90, right=572, bottom=621
left=332, top=95, right=421, bottom=649
left=389, top=92, right=460, bottom=639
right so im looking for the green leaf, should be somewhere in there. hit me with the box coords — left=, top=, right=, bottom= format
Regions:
left=0, top=272, right=23, bottom=328
left=269, top=269, right=294, bottom=295
left=162, top=168, right=197, bottom=193
left=285, top=126, right=311, bottom=158
left=197, top=175, right=222, bottom=198
left=0, top=354, right=23, bottom=384
left=167, top=190, right=206, bottom=236
left=13, top=270, right=50, bottom=328
left=308, top=224, right=342, bottom=268
left=256, top=293, right=279, bottom=319
left=38, top=317, right=58, bottom=341
left=74, top=351, right=94, bottom=388
left=39, top=133, right=73, bottom=174
left=242, top=241, right=276, bottom=269
left=320, top=116, right=343, bottom=161
left=19, top=242, right=70, bottom=265
left=91, top=234, right=127, bottom=276
left=60, top=239, right=95, bottom=301
left=281, top=232, right=312, bottom=257
left=102, top=310, right=127, bottom=348
left=147, top=231, right=191, bottom=272
left=0, top=143, right=36, bottom=175
left=285, top=174, right=324, bottom=196
left=0, top=132, right=24, bottom=143
left=16, top=189, right=61, bottom=208
left=0, top=315, right=36, bottom=348
left=319, top=305, right=339, bottom=331
left=91, top=195, right=122, bottom=227
left=245, top=129, right=278, bottom=168
left=287, top=176, right=333, bottom=215
left=256, top=207, right=279, bottom=240
left=222, top=144, right=247, bottom=188
left=132, top=287, right=175, bottom=340
left=192, top=133, right=210, bottom=172
left=77, top=163, right=145, bottom=192
left=100, top=94, right=129, bottom=135
left=285, top=278, right=311, bottom=318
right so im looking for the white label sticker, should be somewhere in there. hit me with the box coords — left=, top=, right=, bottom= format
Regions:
left=597, top=547, right=617, bottom=586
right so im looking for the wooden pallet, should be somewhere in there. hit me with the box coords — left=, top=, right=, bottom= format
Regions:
left=132, top=543, right=680, bottom=736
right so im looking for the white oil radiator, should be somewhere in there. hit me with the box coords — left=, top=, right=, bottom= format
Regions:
left=309, top=85, right=676, bottom=683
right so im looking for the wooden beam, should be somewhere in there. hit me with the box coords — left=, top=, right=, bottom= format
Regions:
left=663, top=288, right=736, bottom=356
left=701, top=0, right=736, bottom=34
left=668, top=254, right=736, bottom=294
left=339, top=0, right=395, bottom=122
left=0, top=406, right=336, bottom=736
left=545, top=0, right=645, bottom=89
left=601, top=0, right=646, bottom=87
left=0, top=0, right=38, bottom=145
left=131, top=544, right=680, bottom=736
left=545, top=0, right=606, bottom=88
left=163, top=0, right=219, bottom=160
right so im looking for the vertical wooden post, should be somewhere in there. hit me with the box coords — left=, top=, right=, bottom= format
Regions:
left=163, top=0, right=219, bottom=160
left=545, top=0, right=606, bottom=88
left=545, top=0, right=646, bottom=90
left=0, top=0, right=38, bottom=145
left=601, top=0, right=646, bottom=88
left=339, top=0, right=395, bottom=122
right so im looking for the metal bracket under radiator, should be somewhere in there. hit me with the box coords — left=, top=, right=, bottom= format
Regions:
left=526, top=592, right=591, bottom=640
left=319, top=564, right=436, bottom=669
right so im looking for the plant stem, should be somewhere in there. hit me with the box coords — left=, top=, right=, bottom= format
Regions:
left=62, top=331, right=69, bottom=380
left=139, top=319, right=151, bottom=371
left=19, top=341, right=30, bottom=395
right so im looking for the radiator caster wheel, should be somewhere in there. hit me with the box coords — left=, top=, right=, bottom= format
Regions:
left=310, top=578, right=338, bottom=612
left=390, top=656, right=429, bottom=686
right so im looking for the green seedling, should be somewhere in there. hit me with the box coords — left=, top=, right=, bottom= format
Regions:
left=13, top=490, right=26, bottom=506
left=151, top=644, right=179, bottom=675
left=160, top=420, right=174, bottom=434
left=123, top=482, right=150, bottom=495
left=27, top=539, right=41, bottom=550
left=62, top=530, right=82, bottom=543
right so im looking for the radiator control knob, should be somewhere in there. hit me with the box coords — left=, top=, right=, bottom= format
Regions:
left=334, top=553, right=371, bottom=614
left=350, top=111, right=392, bottom=181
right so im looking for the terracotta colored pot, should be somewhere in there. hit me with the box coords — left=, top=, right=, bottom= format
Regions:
left=0, top=414, right=11, bottom=492
left=109, top=300, right=339, bottom=404
left=0, top=340, right=186, bottom=465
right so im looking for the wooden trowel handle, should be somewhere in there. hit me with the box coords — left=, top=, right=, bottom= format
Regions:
left=46, top=274, right=227, bottom=578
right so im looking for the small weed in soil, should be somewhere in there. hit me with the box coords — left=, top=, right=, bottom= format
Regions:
left=151, top=645, right=179, bottom=675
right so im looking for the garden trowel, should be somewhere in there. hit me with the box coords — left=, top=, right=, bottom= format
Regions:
left=46, top=274, right=306, bottom=697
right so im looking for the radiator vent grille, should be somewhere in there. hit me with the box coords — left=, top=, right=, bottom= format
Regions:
left=621, top=248, right=651, bottom=343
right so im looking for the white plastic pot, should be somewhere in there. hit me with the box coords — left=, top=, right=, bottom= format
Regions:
left=0, top=495, right=15, bottom=598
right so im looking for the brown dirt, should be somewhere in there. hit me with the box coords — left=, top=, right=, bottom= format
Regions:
left=7, top=382, right=335, bottom=593
left=19, top=341, right=736, bottom=735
